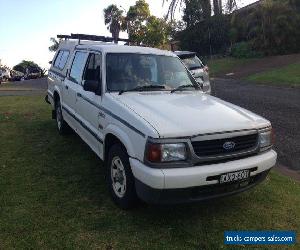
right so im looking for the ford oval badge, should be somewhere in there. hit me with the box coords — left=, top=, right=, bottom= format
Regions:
left=223, top=141, right=236, bottom=150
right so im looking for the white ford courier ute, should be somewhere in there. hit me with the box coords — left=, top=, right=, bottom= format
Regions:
left=46, top=34, right=277, bottom=209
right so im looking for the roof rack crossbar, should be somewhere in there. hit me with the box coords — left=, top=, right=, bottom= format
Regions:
left=57, top=33, right=130, bottom=43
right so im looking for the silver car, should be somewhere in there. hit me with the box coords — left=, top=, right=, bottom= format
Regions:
left=174, top=51, right=211, bottom=94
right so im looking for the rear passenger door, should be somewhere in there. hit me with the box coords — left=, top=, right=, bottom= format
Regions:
left=75, top=52, right=104, bottom=156
left=62, top=51, right=87, bottom=130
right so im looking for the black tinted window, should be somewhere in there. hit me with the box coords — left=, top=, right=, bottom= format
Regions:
left=83, top=53, right=101, bottom=82
left=53, top=50, right=70, bottom=70
left=69, top=52, right=86, bottom=83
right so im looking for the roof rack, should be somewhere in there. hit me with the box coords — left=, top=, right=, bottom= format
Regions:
left=57, top=33, right=130, bottom=43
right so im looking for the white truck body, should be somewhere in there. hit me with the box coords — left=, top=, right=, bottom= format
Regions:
left=47, top=39, right=276, bottom=206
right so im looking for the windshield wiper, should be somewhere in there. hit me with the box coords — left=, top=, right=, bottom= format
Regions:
left=170, top=84, right=199, bottom=93
left=119, top=85, right=165, bottom=95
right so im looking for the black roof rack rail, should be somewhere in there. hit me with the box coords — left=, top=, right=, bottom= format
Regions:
left=57, top=33, right=130, bottom=43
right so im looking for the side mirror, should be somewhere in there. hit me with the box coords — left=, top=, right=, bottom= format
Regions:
left=48, top=61, right=52, bottom=64
left=83, top=80, right=100, bottom=94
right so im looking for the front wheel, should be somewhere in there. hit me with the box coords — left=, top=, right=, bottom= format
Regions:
left=106, top=144, right=138, bottom=209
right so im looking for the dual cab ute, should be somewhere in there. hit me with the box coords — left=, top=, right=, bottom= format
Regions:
left=46, top=34, right=277, bottom=209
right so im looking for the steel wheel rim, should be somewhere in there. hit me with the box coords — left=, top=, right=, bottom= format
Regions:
left=111, top=156, right=126, bottom=198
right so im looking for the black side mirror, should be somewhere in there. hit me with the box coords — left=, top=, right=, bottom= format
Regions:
left=83, top=80, right=100, bottom=95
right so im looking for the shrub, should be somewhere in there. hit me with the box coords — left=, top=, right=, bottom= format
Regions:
left=231, top=42, right=263, bottom=58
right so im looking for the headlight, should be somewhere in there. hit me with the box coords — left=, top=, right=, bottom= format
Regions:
left=146, top=142, right=187, bottom=163
left=259, top=128, right=273, bottom=151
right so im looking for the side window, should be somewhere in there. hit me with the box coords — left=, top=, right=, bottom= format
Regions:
left=69, top=51, right=87, bottom=84
left=83, top=53, right=102, bottom=83
left=53, top=50, right=70, bottom=70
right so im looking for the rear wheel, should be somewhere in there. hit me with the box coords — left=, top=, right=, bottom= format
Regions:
left=55, top=99, right=69, bottom=135
left=106, top=144, right=138, bottom=209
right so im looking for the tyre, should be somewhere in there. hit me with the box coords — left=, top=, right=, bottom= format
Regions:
left=55, top=99, right=69, bottom=135
left=106, top=143, right=138, bottom=209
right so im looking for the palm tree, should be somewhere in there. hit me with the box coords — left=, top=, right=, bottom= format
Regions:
left=103, top=5, right=124, bottom=43
left=49, top=37, right=60, bottom=52
left=163, top=0, right=236, bottom=19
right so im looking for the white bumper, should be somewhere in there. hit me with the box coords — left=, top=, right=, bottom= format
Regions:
left=129, top=150, right=277, bottom=189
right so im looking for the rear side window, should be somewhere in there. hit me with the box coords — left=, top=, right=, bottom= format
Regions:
left=53, top=50, right=70, bottom=70
left=69, top=51, right=87, bottom=84
left=182, top=56, right=204, bottom=70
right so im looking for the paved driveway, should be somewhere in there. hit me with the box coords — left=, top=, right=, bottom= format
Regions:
left=213, top=78, right=300, bottom=172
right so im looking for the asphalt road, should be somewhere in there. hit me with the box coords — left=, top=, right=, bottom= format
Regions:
left=213, top=78, right=300, bottom=171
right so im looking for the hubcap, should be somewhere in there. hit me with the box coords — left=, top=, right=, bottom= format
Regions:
left=111, top=156, right=126, bottom=198
left=56, top=105, right=62, bottom=130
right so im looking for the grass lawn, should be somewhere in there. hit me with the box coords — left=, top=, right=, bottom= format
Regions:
left=207, top=57, right=257, bottom=77
left=0, top=96, right=299, bottom=249
left=246, top=63, right=300, bottom=86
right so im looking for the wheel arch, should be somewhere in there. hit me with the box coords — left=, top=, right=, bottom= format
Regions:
left=104, top=126, right=136, bottom=162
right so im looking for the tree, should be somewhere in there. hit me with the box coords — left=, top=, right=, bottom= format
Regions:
left=183, top=0, right=211, bottom=27
left=164, top=0, right=236, bottom=19
left=103, top=4, right=124, bottom=43
left=126, top=0, right=151, bottom=44
left=49, top=37, right=60, bottom=52
left=115, top=0, right=173, bottom=47
left=246, top=0, right=300, bottom=55
left=13, top=61, right=41, bottom=74
left=212, top=0, right=222, bottom=15
left=143, top=16, right=172, bottom=47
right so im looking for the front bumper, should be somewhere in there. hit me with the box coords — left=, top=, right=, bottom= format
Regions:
left=135, top=169, right=270, bottom=204
left=130, top=149, right=277, bottom=204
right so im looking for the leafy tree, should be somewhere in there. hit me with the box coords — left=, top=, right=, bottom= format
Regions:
left=177, top=15, right=230, bottom=56
left=126, top=0, right=151, bottom=44
left=49, top=37, right=60, bottom=52
left=13, top=61, right=41, bottom=74
left=246, top=0, right=300, bottom=55
left=183, top=0, right=211, bottom=27
left=143, top=16, right=172, bottom=47
left=103, top=4, right=124, bottom=43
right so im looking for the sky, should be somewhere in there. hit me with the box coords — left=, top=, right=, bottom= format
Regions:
left=0, top=0, right=256, bottom=69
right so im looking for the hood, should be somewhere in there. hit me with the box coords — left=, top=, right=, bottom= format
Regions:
left=111, top=91, right=270, bottom=138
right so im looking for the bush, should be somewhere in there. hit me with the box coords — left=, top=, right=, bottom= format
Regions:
left=231, top=42, right=263, bottom=58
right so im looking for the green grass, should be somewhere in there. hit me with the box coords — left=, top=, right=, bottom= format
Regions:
left=0, top=96, right=299, bottom=249
left=207, top=57, right=257, bottom=77
left=246, top=63, right=300, bottom=86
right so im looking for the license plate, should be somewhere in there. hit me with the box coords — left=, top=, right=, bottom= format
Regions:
left=220, top=170, right=250, bottom=184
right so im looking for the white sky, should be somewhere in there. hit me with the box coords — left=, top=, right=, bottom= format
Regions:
left=0, top=0, right=255, bottom=69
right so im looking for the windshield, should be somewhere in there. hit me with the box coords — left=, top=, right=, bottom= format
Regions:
left=182, top=56, right=204, bottom=70
left=106, top=53, right=198, bottom=92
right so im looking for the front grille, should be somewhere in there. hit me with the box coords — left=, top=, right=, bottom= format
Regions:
left=192, top=133, right=258, bottom=158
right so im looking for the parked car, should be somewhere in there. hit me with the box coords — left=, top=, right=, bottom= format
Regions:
left=46, top=35, right=277, bottom=209
left=174, top=51, right=211, bottom=94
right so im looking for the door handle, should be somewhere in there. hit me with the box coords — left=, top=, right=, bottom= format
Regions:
left=65, top=85, right=69, bottom=90
left=77, top=93, right=82, bottom=97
